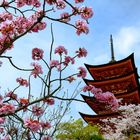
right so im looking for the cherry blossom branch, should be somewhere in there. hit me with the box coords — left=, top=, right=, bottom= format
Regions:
left=0, top=55, right=33, bottom=71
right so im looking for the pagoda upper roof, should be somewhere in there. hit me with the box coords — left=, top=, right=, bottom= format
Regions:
left=79, top=112, right=120, bottom=125
left=83, top=71, right=139, bottom=95
left=85, top=53, right=136, bottom=80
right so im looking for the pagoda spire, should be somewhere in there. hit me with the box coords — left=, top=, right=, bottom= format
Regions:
left=109, top=34, right=116, bottom=63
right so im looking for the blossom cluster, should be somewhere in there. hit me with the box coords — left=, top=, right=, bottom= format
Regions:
left=0, top=0, right=93, bottom=54
left=102, top=104, right=140, bottom=140
left=31, top=46, right=87, bottom=79
left=24, top=119, right=51, bottom=132
left=82, top=85, right=119, bottom=111
left=0, top=103, right=15, bottom=115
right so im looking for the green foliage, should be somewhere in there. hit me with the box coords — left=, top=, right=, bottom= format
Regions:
left=55, top=119, right=104, bottom=140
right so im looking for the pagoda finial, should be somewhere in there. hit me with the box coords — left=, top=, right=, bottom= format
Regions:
left=109, top=34, right=116, bottom=63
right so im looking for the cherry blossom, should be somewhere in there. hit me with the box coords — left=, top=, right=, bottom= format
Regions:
left=5, top=91, right=17, bottom=100
left=82, top=85, right=94, bottom=92
left=42, top=136, right=52, bottom=140
left=64, top=56, right=75, bottom=66
left=90, top=86, right=103, bottom=94
left=54, top=46, right=67, bottom=55
left=45, top=0, right=56, bottom=5
left=80, top=6, right=93, bottom=19
left=56, top=0, right=66, bottom=9
left=75, top=0, right=84, bottom=3
left=31, top=62, right=43, bottom=78
left=32, top=22, right=47, bottom=32
left=19, top=98, right=29, bottom=105
left=102, top=104, right=140, bottom=140
left=40, top=121, right=51, bottom=129
left=16, top=77, right=28, bottom=87
left=94, top=91, right=119, bottom=111
left=24, top=119, right=41, bottom=132
left=77, top=67, right=87, bottom=78
left=50, top=60, right=61, bottom=71
left=32, top=48, right=44, bottom=60
left=75, top=20, right=89, bottom=35
left=16, top=0, right=41, bottom=8
left=76, top=47, right=87, bottom=58
left=0, top=104, right=15, bottom=115
left=60, top=12, right=71, bottom=22
left=67, top=76, right=75, bottom=83
left=0, top=117, right=5, bottom=124
left=50, top=60, right=59, bottom=67
left=32, top=105, right=44, bottom=116
left=43, top=98, right=55, bottom=105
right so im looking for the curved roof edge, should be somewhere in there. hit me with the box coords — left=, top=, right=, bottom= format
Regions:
left=83, top=69, right=139, bottom=83
left=84, top=53, right=135, bottom=68
left=79, top=112, right=120, bottom=124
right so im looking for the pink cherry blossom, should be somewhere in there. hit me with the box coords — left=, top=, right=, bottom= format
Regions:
left=0, top=0, right=9, bottom=7
left=31, top=62, right=43, bottom=78
left=0, top=117, right=5, bottom=124
left=50, top=60, right=59, bottom=67
left=67, top=76, right=75, bottom=83
left=40, top=121, right=51, bottom=129
left=42, top=136, right=52, bottom=140
left=5, top=91, right=17, bottom=100
left=32, top=22, right=47, bottom=32
left=94, top=91, right=119, bottom=111
left=0, top=12, right=13, bottom=22
left=80, top=6, right=93, bottom=19
left=32, top=105, right=44, bottom=116
left=60, top=12, right=70, bottom=22
left=75, top=0, right=84, bottom=3
left=56, top=0, right=66, bottom=9
left=0, top=104, right=15, bottom=115
left=16, top=0, right=41, bottom=8
left=2, top=135, right=10, bottom=140
left=82, top=85, right=94, bottom=92
left=77, top=67, right=87, bottom=78
left=54, top=45, right=67, bottom=55
left=76, top=47, right=87, bottom=58
left=16, top=77, right=28, bottom=87
left=24, top=119, right=41, bottom=132
left=50, top=60, right=61, bottom=71
left=19, top=98, right=29, bottom=105
left=90, top=86, right=103, bottom=94
left=64, top=56, right=75, bottom=66
left=32, top=48, right=44, bottom=60
left=75, top=20, right=89, bottom=35
left=45, top=0, right=56, bottom=5
left=43, top=98, right=55, bottom=105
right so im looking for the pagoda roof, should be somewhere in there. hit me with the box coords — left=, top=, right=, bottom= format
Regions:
left=81, top=89, right=140, bottom=115
left=79, top=112, right=120, bottom=125
left=83, top=71, right=139, bottom=95
left=81, top=94, right=116, bottom=115
left=85, top=53, right=136, bottom=80
left=115, top=88, right=140, bottom=104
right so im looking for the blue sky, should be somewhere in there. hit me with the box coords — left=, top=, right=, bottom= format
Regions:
left=0, top=0, right=140, bottom=120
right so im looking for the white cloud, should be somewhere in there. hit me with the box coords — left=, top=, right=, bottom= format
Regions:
left=114, top=26, right=140, bottom=57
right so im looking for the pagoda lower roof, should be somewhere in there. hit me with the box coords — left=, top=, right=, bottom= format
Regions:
left=79, top=112, right=120, bottom=125
left=83, top=71, right=139, bottom=95
left=85, top=53, right=136, bottom=80
left=81, top=89, right=140, bottom=115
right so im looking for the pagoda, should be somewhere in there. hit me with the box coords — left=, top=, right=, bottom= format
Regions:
left=80, top=35, right=140, bottom=125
